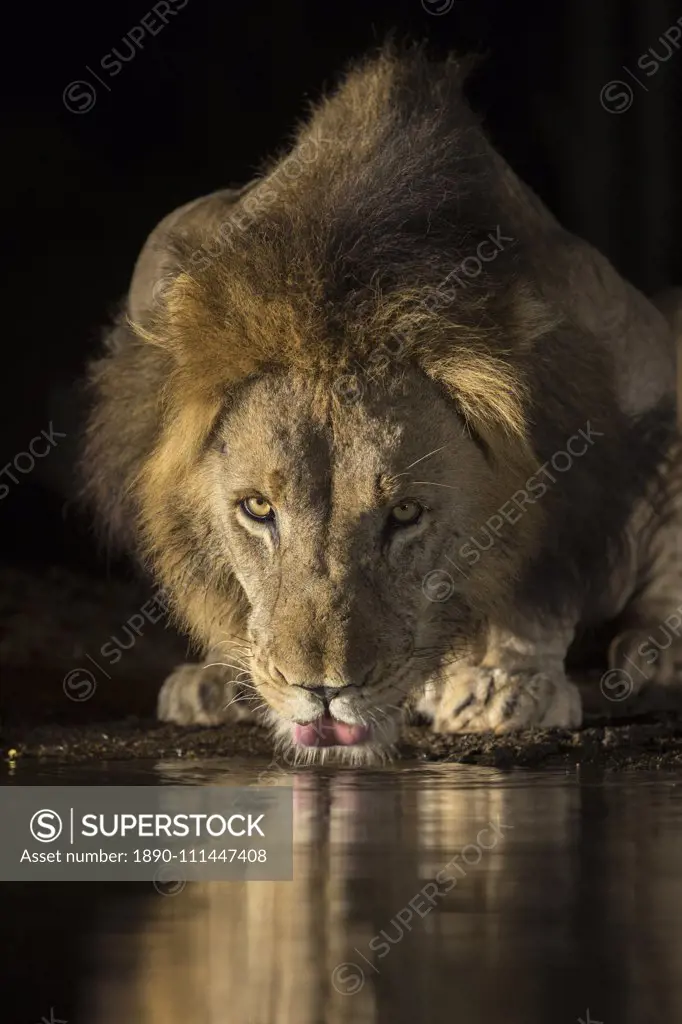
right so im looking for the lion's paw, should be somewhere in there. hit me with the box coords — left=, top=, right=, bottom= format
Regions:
left=157, top=663, right=253, bottom=726
left=426, top=665, right=582, bottom=734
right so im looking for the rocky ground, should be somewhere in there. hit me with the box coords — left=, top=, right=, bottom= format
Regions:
left=3, top=565, right=682, bottom=770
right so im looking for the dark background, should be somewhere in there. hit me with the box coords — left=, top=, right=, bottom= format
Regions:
left=2, top=0, right=681, bottom=577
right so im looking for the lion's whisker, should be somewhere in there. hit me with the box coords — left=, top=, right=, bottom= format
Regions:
left=217, top=631, right=252, bottom=644
left=399, top=444, right=448, bottom=473
left=213, top=639, right=252, bottom=653
left=410, top=480, right=458, bottom=490
left=204, top=660, right=249, bottom=673
left=223, top=693, right=245, bottom=711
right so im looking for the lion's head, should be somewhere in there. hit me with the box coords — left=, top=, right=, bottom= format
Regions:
left=131, top=345, right=544, bottom=759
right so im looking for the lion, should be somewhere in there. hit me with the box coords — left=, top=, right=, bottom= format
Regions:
left=83, top=44, right=682, bottom=762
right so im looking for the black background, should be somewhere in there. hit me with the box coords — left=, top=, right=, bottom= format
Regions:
left=2, top=0, right=681, bottom=575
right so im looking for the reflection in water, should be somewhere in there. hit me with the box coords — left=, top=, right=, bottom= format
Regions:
left=72, top=764, right=682, bottom=1024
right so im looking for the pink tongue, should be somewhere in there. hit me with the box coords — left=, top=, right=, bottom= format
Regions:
left=294, top=716, right=371, bottom=747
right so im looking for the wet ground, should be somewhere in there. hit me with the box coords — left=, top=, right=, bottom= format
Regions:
left=3, top=757, right=682, bottom=1024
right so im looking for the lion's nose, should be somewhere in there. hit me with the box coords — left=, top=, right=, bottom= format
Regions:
left=295, top=684, right=344, bottom=709
left=273, top=666, right=347, bottom=700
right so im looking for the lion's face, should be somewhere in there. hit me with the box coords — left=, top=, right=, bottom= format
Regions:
left=203, top=365, right=507, bottom=759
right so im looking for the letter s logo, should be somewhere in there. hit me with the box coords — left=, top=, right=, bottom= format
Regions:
left=30, top=809, right=63, bottom=842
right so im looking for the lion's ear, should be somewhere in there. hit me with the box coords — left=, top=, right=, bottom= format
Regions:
left=127, top=187, right=248, bottom=330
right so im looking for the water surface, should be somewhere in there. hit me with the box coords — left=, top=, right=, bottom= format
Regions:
left=2, top=759, right=682, bottom=1023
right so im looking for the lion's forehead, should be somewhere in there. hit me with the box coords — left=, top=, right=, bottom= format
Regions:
left=226, top=364, right=452, bottom=449
left=222, top=374, right=413, bottom=475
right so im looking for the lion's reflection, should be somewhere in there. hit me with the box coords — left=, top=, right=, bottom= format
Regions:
left=86, top=767, right=682, bottom=1024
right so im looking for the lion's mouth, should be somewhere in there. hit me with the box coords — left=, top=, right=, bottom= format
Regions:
left=293, top=714, right=372, bottom=748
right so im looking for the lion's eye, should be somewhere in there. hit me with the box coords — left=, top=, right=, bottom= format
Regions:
left=389, top=500, right=423, bottom=526
left=240, top=496, right=274, bottom=522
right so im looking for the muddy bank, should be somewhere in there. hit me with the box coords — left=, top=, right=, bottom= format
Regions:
left=5, top=713, right=682, bottom=770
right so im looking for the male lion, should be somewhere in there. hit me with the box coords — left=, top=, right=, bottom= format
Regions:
left=84, top=45, right=682, bottom=761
